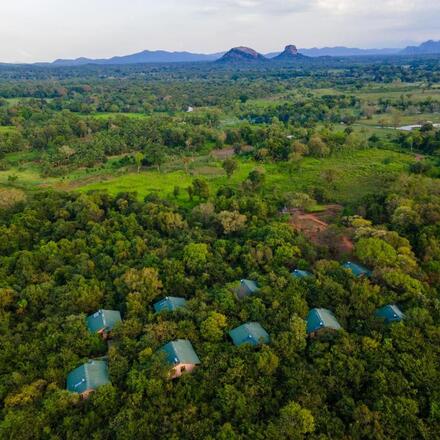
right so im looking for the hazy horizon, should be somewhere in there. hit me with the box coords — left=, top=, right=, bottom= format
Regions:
left=1, top=0, right=440, bottom=63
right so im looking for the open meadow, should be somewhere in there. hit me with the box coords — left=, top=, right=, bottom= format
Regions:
left=0, top=147, right=414, bottom=209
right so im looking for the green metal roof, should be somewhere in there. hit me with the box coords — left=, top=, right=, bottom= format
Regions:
left=161, top=339, right=201, bottom=366
left=236, top=279, right=259, bottom=298
left=306, top=308, right=342, bottom=334
left=342, top=262, right=372, bottom=278
left=86, top=309, right=122, bottom=333
left=66, top=360, right=110, bottom=394
left=291, top=269, right=312, bottom=279
left=229, top=322, right=270, bottom=347
left=154, top=297, right=187, bottom=313
left=376, top=304, right=404, bottom=323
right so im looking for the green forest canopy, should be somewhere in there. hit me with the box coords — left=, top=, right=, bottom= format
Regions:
left=0, top=57, right=439, bottom=439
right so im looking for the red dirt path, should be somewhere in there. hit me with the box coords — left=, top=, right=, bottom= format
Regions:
left=286, top=205, right=354, bottom=255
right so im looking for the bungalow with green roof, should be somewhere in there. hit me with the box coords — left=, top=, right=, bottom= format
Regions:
left=154, top=296, right=187, bottom=313
left=235, top=279, right=260, bottom=299
left=86, top=309, right=122, bottom=339
left=342, top=261, right=372, bottom=278
left=161, top=339, right=201, bottom=379
left=229, top=322, right=270, bottom=347
left=291, top=269, right=312, bottom=279
left=375, top=304, right=404, bottom=324
left=306, top=308, right=342, bottom=337
left=66, top=360, right=110, bottom=398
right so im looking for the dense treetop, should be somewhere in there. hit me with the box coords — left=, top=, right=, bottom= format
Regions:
left=0, top=173, right=439, bottom=438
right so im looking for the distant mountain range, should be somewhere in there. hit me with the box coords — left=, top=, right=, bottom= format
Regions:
left=279, top=47, right=401, bottom=57
left=44, top=50, right=223, bottom=66
left=400, top=40, right=440, bottom=55
left=16, top=39, right=440, bottom=66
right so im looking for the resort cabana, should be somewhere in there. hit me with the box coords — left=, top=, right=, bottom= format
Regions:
left=229, top=322, right=270, bottom=347
left=306, top=308, right=342, bottom=337
left=161, top=339, right=201, bottom=379
left=66, top=360, right=110, bottom=398
left=291, top=269, right=312, bottom=279
left=342, top=261, right=372, bottom=278
left=86, top=309, right=122, bottom=339
left=153, top=296, right=187, bottom=313
left=235, top=279, right=260, bottom=299
left=375, top=304, right=405, bottom=324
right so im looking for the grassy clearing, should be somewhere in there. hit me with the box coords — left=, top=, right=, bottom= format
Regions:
left=0, top=168, right=57, bottom=188
left=312, top=84, right=440, bottom=102
left=0, top=126, right=16, bottom=133
left=312, top=88, right=344, bottom=96
left=220, top=116, right=241, bottom=128
left=4, top=97, right=54, bottom=106
left=357, top=113, right=440, bottom=128
left=351, top=124, right=396, bottom=137
left=4, top=98, right=25, bottom=106
left=0, top=152, right=130, bottom=190
left=4, top=150, right=41, bottom=165
left=78, top=112, right=149, bottom=120
left=0, top=147, right=414, bottom=208
left=355, top=86, right=440, bottom=102
left=79, top=149, right=413, bottom=206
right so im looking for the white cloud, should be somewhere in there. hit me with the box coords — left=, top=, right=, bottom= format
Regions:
left=316, top=0, right=428, bottom=14
left=195, top=0, right=312, bottom=15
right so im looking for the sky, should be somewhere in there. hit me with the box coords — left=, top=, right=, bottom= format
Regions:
left=1, top=0, right=440, bottom=63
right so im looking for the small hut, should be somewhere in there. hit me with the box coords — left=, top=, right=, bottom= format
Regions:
left=161, top=339, right=201, bottom=379
left=229, top=322, right=270, bottom=347
left=66, top=360, right=110, bottom=398
left=342, top=261, right=372, bottom=278
left=235, top=279, right=259, bottom=299
left=375, top=304, right=404, bottom=324
left=306, top=308, right=342, bottom=337
left=291, top=269, right=312, bottom=279
left=86, top=309, right=122, bottom=339
left=153, top=297, right=187, bottom=313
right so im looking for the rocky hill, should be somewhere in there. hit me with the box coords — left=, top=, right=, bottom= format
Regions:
left=217, top=47, right=267, bottom=63
left=273, top=45, right=308, bottom=61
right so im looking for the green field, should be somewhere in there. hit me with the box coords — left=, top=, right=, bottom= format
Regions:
left=356, top=88, right=440, bottom=102
left=358, top=112, right=440, bottom=126
left=0, top=153, right=132, bottom=189
left=0, top=148, right=414, bottom=206
left=78, top=149, right=413, bottom=206
left=3, top=97, right=54, bottom=106
left=0, top=126, right=16, bottom=133
left=78, top=112, right=149, bottom=119
left=313, top=83, right=440, bottom=102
